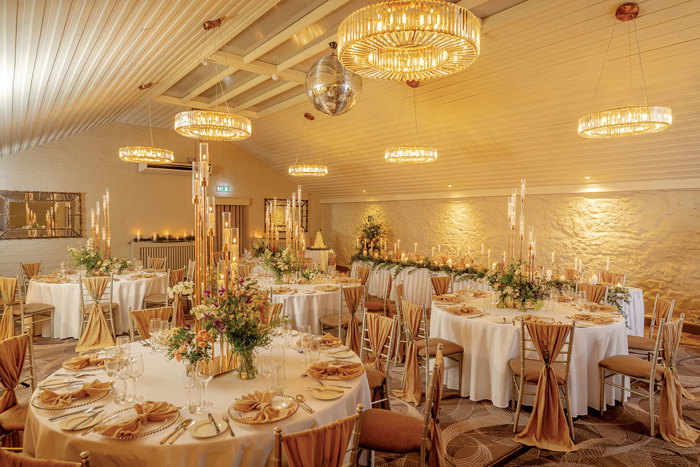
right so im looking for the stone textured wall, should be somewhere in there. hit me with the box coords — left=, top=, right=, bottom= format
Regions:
left=0, top=122, right=321, bottom=277
left=322, top=190, right=700, bottom=317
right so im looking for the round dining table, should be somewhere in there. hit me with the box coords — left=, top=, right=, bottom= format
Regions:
left=429, top=295, right=629, bottom=417
left=26, top=271, right=168, bottom=339
left=24, top=338, right=372, bottom=466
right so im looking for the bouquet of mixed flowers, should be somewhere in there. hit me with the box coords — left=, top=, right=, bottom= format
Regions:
left=299, top=263, right=320, bottom=282
left=67, top=240, right=103, bottom=272
left=261, top=247, right=300, bottom=280
left=96, top=257, right=132, bottom=275
left=165, top=326, right=216, bottom=366
left=168, top=281, right=195, bottom=299
left=487, top=262, right=549, bottom=310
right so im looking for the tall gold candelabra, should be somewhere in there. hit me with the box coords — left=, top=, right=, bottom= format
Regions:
left=90, top=189, right=111, bottom=257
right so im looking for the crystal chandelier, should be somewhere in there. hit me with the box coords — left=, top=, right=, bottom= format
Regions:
left=288, top=113, right=328, bottom=177
left=174, top=18, right=252, bottom=141
left=578, top=3, right=672, bottom=138
left=120, top=83, right=174, bottom=164
left=385, top=80, right=437, bottom=163
left=337, top=0, right=481, bottom=81
left=305, top=42, right=362, bottom=116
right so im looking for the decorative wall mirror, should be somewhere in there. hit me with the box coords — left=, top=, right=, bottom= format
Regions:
left=0, top=191, right=82, bottom=239
left=264, top=198, right=308, bottom=236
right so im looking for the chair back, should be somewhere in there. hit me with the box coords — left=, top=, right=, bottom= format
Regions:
left=129, top=306, right=173, bottom=341
left=564, top=268, right=577, bottom=280
left=148, top=257, right=166, bottom=269
left=0, top=448, right=89, bottom=466
left=420, top=345, right=444, bottom=466
left=430, top=276, right=451, bottom=296
left=19, top=261, right=43, bottom=294
left=360, top=313, right=396, bottom=374
left=355, top=265, right=370, bottom=286
left=79, top=275, right=113, bottom=312
left=576, top=283, right=606, bottom=304
left=169, top=268, right=185, bottom=287
left=265, top=302, right=284, bottom=326
left=400, top=300, right=428, bottom=344
left=0, top=330, right=34, bottom=413
left=237, top=263, right=253, bottom=278
left=273, top=404, right=364, bottom=467
left=186, top=259, right=196, bottom=281
left=599, top=270, right=626, bottom=286
left=649, top=294, right=675, bottom=340
left=517, top=317, right=575, bottom=387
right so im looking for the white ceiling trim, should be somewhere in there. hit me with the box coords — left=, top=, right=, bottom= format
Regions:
left=319, top=178, right=700, bottom=204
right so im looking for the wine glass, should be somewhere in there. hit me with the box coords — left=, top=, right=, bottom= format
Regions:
left=196, top=359, right=214, bottom=408
left=257, top=354, right=272, bottom=388
left=148, top=318, right=162, bottom=351
left=126, top=353, right=145, bottom=403
left=59, top=261, right=66, bottom=278
left=136, top=260, right=143, bottom=273
left=116, top=336, right=130, bottom=355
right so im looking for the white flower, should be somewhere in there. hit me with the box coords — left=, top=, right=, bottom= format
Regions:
left=190, top=304, right=212, bottom=320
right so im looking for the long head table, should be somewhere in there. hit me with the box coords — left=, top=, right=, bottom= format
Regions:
left=24, top=338, right=371, bottom=466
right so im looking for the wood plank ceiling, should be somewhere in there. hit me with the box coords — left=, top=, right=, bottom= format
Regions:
left=3, top=0, right=700, bottom=200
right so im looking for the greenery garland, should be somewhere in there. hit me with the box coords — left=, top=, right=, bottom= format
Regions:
left=605, top=285, right=632, bottom=329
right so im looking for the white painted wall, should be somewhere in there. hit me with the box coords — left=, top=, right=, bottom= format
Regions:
left=0, top=122, right=321, bottom=277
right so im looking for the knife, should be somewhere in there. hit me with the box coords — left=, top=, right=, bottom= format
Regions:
left=207, top=413, right=221, bottom=434
left=170, top=419, right=195, bottom=444
left=159, top=419, right=191, bottom=444
left=68, top=410, right=103, bottom=431
left=49, top=405, right=104, bottom=422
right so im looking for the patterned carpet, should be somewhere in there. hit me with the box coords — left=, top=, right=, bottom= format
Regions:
left=21, top=338, right=700, bottom=466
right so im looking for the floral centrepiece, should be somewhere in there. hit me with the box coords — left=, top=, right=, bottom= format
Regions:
left=168, top=281, right=194, bottom=299
left=605, top=285, right=631, bottom=328
left=488, top=262, right=549, bottom=310
left=165, top=327, right=215, bottom=366
left=67, top=240, right=131, bottom=275
left=261, top=247, right=300, bottom=282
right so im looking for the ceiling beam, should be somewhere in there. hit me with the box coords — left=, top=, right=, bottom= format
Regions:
left=151, top=0, right=281, bottom=99
left=257, top=92, right=308, bottom=117
left=232, top=81, right=300, bottom=111
left=155, top=95, right=258, bottom=119
left=181, top=67, right=237, bottom=103
left=208, top=75, right=269, bottom=107
left=244, top=0, right=351, bottom=64
left=207, top=51, right=306, bottom=83
left=277, top=33, right=337, bottom=72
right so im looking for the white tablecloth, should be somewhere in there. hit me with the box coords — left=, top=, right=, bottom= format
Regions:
left=26, top=272, right=168, bottom=339
left=430, top=298, right=628, bottom=416
left=351, top=261, right=645, bottom=336
left=305, top=249, right=330, bottom=271
left=258, top=280, right=341, bottom=334
left=24, top=339, right=371, bottom=467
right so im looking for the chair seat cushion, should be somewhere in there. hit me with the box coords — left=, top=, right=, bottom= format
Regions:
left=386, top=301, right=397, bottom=318
left=319, top=312, right=351, bottom=328
left=599, top=355, right=663, bottom=381
left=14, top=302, right=54, bottom=315
left=416, top=338, right=463, bottom=357
left=82, top=302, right=118, bottom=313
left=364, top=365, right=385, bottom=388
left=359, top=408, right=423, bottom=453
left=144, top=293, right=167, bottom=304
left=508, top=358, right=566, bottom=384
left=627, top=335, right=656, bottom=352
left=0, top=402, right=27, bottom=431
left=365, top=300, right=385, bottom=312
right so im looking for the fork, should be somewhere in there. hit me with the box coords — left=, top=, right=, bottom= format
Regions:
left=221, top=412, right=235, bottom=437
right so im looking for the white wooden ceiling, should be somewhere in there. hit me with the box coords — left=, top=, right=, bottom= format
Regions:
left=4, top=0, right=700, bottom=200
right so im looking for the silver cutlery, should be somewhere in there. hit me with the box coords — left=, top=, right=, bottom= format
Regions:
left=221, top=412, right=235, bottom=437
left=160, top=419, right=192, bottom=444
left=68, top=410, right=103, bottom=431
left=170, top=419, right=195, bottom=444
left=39, top=381, right=81, bottom=390
left=207, top=413, right=220, bottom=434
left=307, top=386, right=343, bottom=393
left=319, top=381, right=351, bottom=390
left=54, top=372, right=89, bottom=378
left=49, top=405, right=104, bottom=422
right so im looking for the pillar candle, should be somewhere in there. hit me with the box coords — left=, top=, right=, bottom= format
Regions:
left=606, top=256, right=610, bottom=271
left=153, top=232, right=156, bottom=241
left=397, top=239, right=400, bottom=250
left=414, top=242, right=417, bottom=252
left=551, top=251, right=555, bottom=264
left=136, top=230, right=141, bottom=241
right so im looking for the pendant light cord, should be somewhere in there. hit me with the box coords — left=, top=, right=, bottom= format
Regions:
left=632, top=18, right=649, bottom=106
left=591, top=20, right=618, bottom=104
left=413, top=87, right=418, bottom=145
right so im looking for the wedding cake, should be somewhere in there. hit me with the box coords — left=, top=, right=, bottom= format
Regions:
left=312, top=230, right=327, bottom=249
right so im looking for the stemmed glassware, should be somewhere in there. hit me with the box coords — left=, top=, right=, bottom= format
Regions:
left=196, top=359, right=214, bottom=408
left=126, top=353, right=144, bottom=403
left=148, top=318, right=162, bottom=351
left=59, top=261, right=66, bottom=278
left=270, top=343, right=286, bottom=392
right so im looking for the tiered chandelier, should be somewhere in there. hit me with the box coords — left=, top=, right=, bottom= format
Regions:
left=578, top=3, right=672, bottom=138
left=337, top=0, right=481, bottom=81
left=174, top=18, right=252, bottom=142
left=385, top=80, right=437, bottom=164
left=119, top=83, right=174, bottom=164
left=288, top=113, right=328, bottom=177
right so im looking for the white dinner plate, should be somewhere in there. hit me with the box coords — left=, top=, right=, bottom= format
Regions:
left=325, top=349, right=355, bottom=359
left=59, top=413, right=104, bottom=431
left=39, top=376, right=74, bottom=387
left=189, top=418, right=227, bottom=439
left=310, top=388, right=344, bottom=400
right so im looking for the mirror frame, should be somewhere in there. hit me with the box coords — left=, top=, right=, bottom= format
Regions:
left=0, top=190, right=83, bottom=240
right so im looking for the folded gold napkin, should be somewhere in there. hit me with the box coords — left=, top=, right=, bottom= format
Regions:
left=589, top=303, right=618, bottom=313
left=473, top=290, right=487, bottom=298
left=315, top=285, right=340, bottom=293
left=309, top=362, right=364, bottom=380
left=557, top=295, right=573, bottom=303
left=273, top=286, right=293, bottom=294
left=142, top=268, right=166, bottom=273
left=435, top=294, right=460, bottom=304
left=298, top=333, right=342, bottom=349
left=132, top=273, right=156, bottom=279
left=39, top=379, right=111, bottom=408
left=334, top=277, right=360, bottom=284
left=45, top=277, right=71, bottom=284
left=94, top=401, right=178, bottom=438
left=445, top=305, right=480, bottom=316
left=232, top=391, right=294, bottom=423
left=573, top=314, right=615, bottom=325
left=64, top=354, right=105, bottom=370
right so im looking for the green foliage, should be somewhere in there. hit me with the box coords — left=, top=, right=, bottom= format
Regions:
left=606, top=285, right=632, bottom=328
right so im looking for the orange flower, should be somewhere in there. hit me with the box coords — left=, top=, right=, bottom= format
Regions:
left=174, top=351, right=182, bottom=362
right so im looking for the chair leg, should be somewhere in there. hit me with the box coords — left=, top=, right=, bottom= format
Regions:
left=599, top=367, right=606, bottom=415
left=563, top=385, right=574, bottom=436
left=513, top=379, right=525, bottom=433
left=108, top=310, right=116, bottom=340
left=50, top=310, right=55, bottom=339
left=649, top=381, right=655, bottom=437
left=457, top=354, right=463, bottom=397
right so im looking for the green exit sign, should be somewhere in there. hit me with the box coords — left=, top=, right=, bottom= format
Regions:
left=217, top=185, right=231, bottom=192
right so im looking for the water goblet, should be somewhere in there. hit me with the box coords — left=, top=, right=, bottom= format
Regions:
left=195, top=359, right=214, bottom=408
left=115, top=336, right=130, bottom=355
left=126, top=353, right=144, bottom=403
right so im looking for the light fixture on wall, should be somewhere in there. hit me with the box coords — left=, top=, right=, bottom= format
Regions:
left=173, top=18, right=252, bottom=141
left=288, top=113, right=329, bottom=177
left=578, top=3, right=672, bottom=138
left=305, top=42, right=362, bottom=116
left=337, top=0, right=481, bottom=81
left=119, top=82, right=174, bottom=164
left=385, top=80, right=437, bottom=163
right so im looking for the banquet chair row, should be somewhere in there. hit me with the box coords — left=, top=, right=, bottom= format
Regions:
left=0, top=277, right=55, bottom=340
left=0, top=328, right=36, bottom=447
left=0, top=448, right=91, bottom=466
left=319, top=284, right=368, bottom=344
left=359, top=313, right=397, bottom=409
left=19, top=261, right=44, bottom=295
left=272, top=347, right=445, bottom=467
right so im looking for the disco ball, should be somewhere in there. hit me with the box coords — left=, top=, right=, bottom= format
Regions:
left=305, top=42, right=362, bottom=116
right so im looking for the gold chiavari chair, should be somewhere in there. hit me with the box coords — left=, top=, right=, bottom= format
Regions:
left=430, top=276, right=452, bottom=297
left=2, top=277, right=55, bottom=340
left=0, top=327, right=36, bottom=444
left=599, top=270, right=627, bottom=286
left=319, top=285, right=367, bottom=343
left=359, top=313, right=396, bottom=409
left=78, top=274, right=117, bottom=340
left=128, top=306, right=173, bottom=342
left=0, top=448, right=90, bottom=466
left=365, top=274, right=391, bottom=316
left=143, top=268, right=172, bottom=308
left=627, top=293, right=675, bottom=360
left=354, top=265, right=370, bottom=286
left=19, top=262, right=43, bottom=296
left=148, top=257, right=166, bottom=269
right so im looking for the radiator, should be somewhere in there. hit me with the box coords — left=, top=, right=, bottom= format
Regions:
left=130, top=242, right=195, bottom=271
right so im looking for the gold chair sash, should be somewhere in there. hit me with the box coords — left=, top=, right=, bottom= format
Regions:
left=0, top=448, right=80, bottom=467
left=656, top=297, right=674, bottom=323
left=265, top=303, right=284, bottom=325
left=169, top=268, right=184, bottom=286
left=149, top=257, right=165, bottom=269
left=238, top=264, right=253, bottom=278
left=344, top=286, right=364, bottom=356
left=173, top=294, right=187, bottom=327
left=0, top=277, right=18, bottom=340
left=133, top=307, right=172, bottom=339
left=513, top=321, right=576, bottom=451
left=75, top=277, right=115, bottom=352
left=600, top=271, right=625, bottom=285
left=577, top=283, right=606, bottom=304
left=392, top=300, right=423, bottom=404
left=0, top=333, right=28, bottom=413
left=364, top=313, right=393, bottom=373
left=282, top=413, right=358, bottom=467
left=21, top=263, right=41, bottom=280
left=659, top=320, right=699, bottom=447
left=429, top=348, right=445, bottom=467
left=564, top=268, right=576, bottom=280
left=355, top=266, right=370, bottom=286
left=431, top=276, right=451, bottom=296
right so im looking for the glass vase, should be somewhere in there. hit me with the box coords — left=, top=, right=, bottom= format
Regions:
left=236, top=349, right=258, bottom=380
